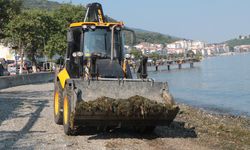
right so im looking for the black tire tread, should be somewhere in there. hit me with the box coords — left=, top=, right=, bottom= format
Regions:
left=63, top=85, right=75, bottom=135
left=54, top=80, right=63, bottom=125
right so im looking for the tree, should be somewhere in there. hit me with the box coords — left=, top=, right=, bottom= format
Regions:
left=194, top=51, right=202, bottom=61
left=0, top=0, right=22, bottom=39
left=44, top=33, right=66, bottom=58
left=44, top=4, right=86, bottom=58
left=135, top=31, right=178, bottom=44
left=130, top=48, right=142, bottom=59
left=4, top=3, right=87, bottom=73
left=148, top=52, right=160, bottom=61
left=5, top=9, right=58, bottom=72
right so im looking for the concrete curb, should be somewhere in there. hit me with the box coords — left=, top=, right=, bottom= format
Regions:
left=0, top=72, right=54, bottom=90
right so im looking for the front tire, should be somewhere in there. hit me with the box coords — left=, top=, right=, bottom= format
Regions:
left=54, top=81, right=63, bottom=125
left=63, top=86, right=75, bottom=135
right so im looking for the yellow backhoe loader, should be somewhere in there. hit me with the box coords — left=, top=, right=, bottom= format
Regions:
left=54, top=3, right=179, bottom=135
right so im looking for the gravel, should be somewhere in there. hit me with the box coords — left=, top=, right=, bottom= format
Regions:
left=0, top=83, right=249, bottom=150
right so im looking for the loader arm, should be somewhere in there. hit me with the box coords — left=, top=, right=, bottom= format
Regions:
left=84, top=3, right=106, bottom=23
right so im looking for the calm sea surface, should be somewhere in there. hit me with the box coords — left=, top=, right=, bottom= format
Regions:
left=148, top=53, right=250, bottom=116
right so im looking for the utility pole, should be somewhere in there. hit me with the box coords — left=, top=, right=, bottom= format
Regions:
left=43, top=37, right=47, bottom=71
left=12, top=45, right=18, bottom=75
left=19, top=39, right=24, bottom=74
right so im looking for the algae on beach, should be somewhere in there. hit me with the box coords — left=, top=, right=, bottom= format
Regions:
left=75, top=95, right=176, bottom=117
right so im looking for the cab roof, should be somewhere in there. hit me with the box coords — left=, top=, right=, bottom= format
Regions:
left=70, top=22, right=124, bottom=28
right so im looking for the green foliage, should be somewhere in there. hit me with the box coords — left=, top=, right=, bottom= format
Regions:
left=0, top=0, right=22, bottom=39
left=22, top=0, right=61, bottom=10
left=226, top=38, right=250, bottom=48
left=3, top=0, right=179, bottom=64
left=52, top=4, right=86, bottom=29
left=194, top=51, right=202, bottom=60
left=44, top=4, right=86, bottom=58
left=130, top=48, right=142, bottom=59
left=5, top=9, right=58, bottom=63
left=44, top=33, right=66, bottom=58
left=147, top=52, right=160, bottom=61
left=135, top=30, right=179, bottom=44
left=5, top=3, right=86, bottom=62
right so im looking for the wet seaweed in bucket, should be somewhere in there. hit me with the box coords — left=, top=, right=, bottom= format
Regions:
left=75, top=95, right=176, bottom=118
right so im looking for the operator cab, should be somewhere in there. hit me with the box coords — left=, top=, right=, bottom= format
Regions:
left=83, top=27, right=122, bottom=59
left=66, top=23, right=134, bottom=79
left=65, top=3, right=136, bottom=79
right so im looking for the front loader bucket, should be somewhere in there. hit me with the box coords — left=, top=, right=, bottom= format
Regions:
left=73, top=78, right=173, bottom=103
left=67, top=78, right=179, bottom=127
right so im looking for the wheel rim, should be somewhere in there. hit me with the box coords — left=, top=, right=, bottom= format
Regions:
left=54, top=91, right=59, bottom=115
left=63, top=96, right=68, bottom=125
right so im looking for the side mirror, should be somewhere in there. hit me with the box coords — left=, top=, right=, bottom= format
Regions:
left=67, top=30, right=73, bottom=42
left=122, top=27, right=136, bottom=46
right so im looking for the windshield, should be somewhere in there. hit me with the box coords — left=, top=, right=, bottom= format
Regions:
left=83, top=29, right=120, bottom=57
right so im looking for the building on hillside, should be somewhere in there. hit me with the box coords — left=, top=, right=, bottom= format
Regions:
left=167, top=48, right=185, bottom=54
left=190, top=41, right=205, bottom=50
left=134, top=40, right=230, bottom=57
left=204, top=43, right=229, bottom=55
left=134, top=42, right=164, bottom=54
left=166, top=40, right=192, bottom=49
left=214, top=44, right=229, bottom=53
left=234, top=45, right=250, bottom=52
left=204, top=44, right=216, bottom=56
left=239, top=35, right=249, bottom=40
left=166, top=40, right=206, bottom=55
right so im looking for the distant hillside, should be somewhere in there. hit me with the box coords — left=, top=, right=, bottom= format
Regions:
left=225, top=37, right=250, bottom=49
left=21, top=0, right=179, bottom=44
left=22, top=0, right=61, bottom=10
left=133, top=28, right=179, bottom=44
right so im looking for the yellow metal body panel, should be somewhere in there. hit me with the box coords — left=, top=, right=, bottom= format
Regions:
left=63, top=96, right=68, bottom=125
left=70, top=22, right=124, bottom=28
left=97, top=9, right=104, bottom=23
left=54, top=91, right=59, bottom=115
left=122, top=60, right=127, bottom=78
left=57, top=68, right=70, bottom=89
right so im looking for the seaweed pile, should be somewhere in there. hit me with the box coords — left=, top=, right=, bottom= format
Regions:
left=75, top=95, right=178, bottom=118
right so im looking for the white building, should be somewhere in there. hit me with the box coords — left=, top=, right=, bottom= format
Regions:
left=234, top=45, right=250, bottom=52
left=191, top=41, right=205, bottom=49
left=166, top=40, right=206, bottom=55
left=134, top=42, right=164, bottom=54
left=0, top=44, right=15, bottom=60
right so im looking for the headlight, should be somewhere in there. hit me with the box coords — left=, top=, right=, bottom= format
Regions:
left=77, top=52, right=84, bottom=57
left=72, top=52, right=83, bottom=57
left=125, top=53, right=131, bottom=59
left=72, top=52, right=77, bottom=57
left=90, top=25, right=96, bottom=30
left=82, top=25, right=88, bottom=30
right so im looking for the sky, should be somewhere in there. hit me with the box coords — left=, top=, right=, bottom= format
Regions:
left=54, top=0, right=250, bottom=43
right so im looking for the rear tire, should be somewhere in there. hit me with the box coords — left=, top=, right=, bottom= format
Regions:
left=54, top=81, right=63, bottom=125
left=63, top=86, right=75, bottom=135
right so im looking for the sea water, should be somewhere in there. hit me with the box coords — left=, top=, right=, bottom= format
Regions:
left=148, top=53, right=250, bottom=116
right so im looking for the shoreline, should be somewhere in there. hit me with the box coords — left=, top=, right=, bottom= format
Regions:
left=174, top=103, right=250, bottom=149
left=207, top=51, right=250, bottom=57
left=177, top=101, right=250, bottom=118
